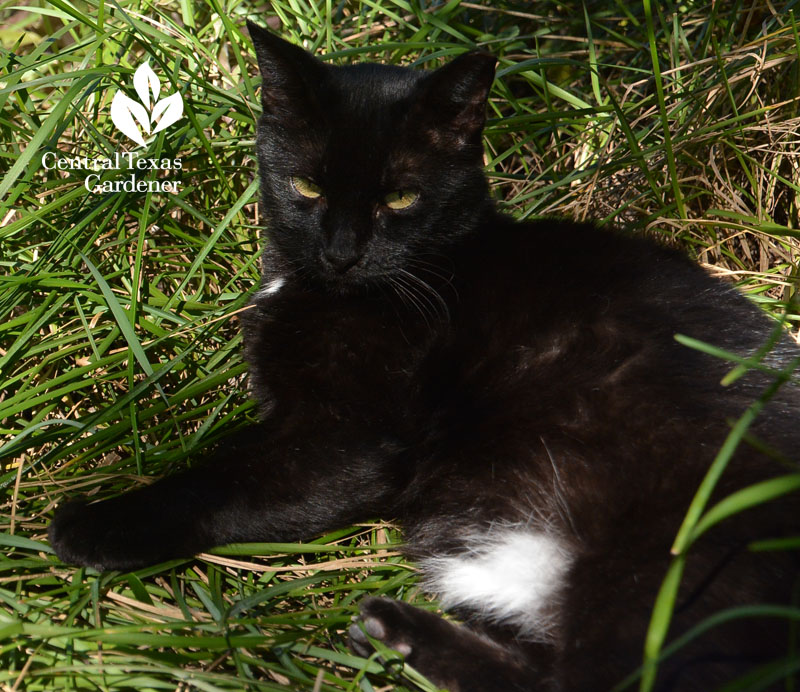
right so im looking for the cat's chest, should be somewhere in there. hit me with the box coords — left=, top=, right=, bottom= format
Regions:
left=250, top=291, right=413, bottom=365
left=243, top=280, right=433, bottom=415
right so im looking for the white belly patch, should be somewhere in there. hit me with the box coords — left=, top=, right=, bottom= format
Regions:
left=419, top=528, right=572, bottom=642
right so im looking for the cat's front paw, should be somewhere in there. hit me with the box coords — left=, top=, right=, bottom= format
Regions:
left=49, top=498, right=147, bottom=571
left=47, top=500, right=123, bottom=571
left=49, top=499, right=110, bottom=570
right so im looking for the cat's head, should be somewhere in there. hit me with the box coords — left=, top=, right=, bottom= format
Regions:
left=247, top=21, right=496, bottom=293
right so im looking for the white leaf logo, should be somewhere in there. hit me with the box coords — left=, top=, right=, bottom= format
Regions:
left=151, top=92, right=183, bottom=134
left=111, top=60, right=184, bottom=148
left=110, top=91, right=150, bottom=148
left=133, top=60, right=160, bottom=110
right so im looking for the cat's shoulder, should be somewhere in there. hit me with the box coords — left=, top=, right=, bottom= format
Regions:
left=468, top=213, right=710, bottom=295
left=483, top=214, right=691, bottom=267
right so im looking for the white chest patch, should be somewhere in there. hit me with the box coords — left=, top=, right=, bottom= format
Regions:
left=420, top=528, right=572, bottom=642
left=256, top=276, right=285, bottom=298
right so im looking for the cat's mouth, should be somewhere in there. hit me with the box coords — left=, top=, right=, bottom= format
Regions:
left=315, top=246, right=396, bottom=293
left=321, top=247, right=364, bottom=275
left=315, top=252, right=378, bottom=294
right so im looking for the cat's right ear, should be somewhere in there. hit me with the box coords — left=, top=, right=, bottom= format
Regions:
left=246, top=21, right=326, bottom=122
left=411, top=51, right=497, bottom=151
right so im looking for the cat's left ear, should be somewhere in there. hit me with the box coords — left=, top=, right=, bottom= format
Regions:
left=412, top=51, right=497, bottom=150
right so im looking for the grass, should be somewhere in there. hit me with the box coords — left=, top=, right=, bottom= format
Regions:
left=1, top=0, right=800, bottom=690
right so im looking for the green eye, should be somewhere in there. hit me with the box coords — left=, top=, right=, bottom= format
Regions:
left=384, top=190, right=419, bottom=210
left=290, top=176, right=322, bottom=199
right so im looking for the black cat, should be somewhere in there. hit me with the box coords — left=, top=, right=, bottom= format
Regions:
left=49, top=22, right=800, bottom=692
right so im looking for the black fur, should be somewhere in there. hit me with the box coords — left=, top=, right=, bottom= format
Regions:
left=49, top=24, right=800, bottom=692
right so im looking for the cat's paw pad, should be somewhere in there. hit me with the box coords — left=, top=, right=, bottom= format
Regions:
left=348, top=597, right=416, bottom=658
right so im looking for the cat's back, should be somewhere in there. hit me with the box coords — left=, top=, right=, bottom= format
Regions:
left=456, top=216, right=757, bottom=336
left=452, top=215, right=796, bottom=386
left=435, top=215, right=800, bottom=475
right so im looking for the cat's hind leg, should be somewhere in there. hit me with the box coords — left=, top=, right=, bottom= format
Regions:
left=349, top=597, right=544, bottom=692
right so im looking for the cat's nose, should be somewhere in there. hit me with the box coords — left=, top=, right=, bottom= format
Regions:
left=323, top=248, right=363, bottom=273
